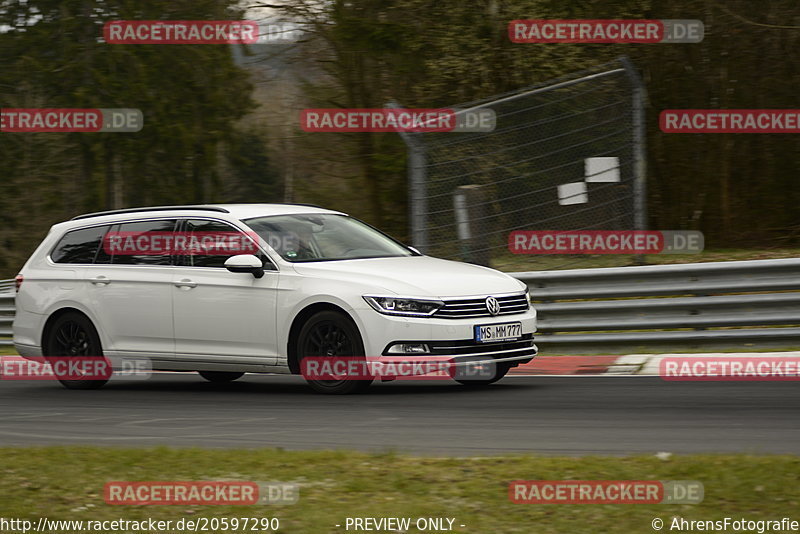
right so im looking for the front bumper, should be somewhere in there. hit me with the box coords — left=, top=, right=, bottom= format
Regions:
left=370, top=335, right=536, bottom=381
left=354, top=303, right=537, bottom=358
left=382, top=334, right=537, bottom=367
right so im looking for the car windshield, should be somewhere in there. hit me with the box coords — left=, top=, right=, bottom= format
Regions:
left=242, top=214, right=415, bottom=262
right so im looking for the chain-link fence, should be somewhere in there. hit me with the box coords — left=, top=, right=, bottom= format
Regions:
left=398, top=57, right=647, bottom=271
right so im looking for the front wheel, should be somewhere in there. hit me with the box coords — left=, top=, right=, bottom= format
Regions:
left=297, top=310, right=372, bottom=394
left=44, top=312, right=108, bottom=390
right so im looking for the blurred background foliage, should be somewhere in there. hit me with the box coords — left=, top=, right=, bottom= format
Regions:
left=1, top=0, right=799, bottom=275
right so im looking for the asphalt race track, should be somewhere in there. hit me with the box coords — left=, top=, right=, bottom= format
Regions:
left=0, top=374, right=798, bottom=455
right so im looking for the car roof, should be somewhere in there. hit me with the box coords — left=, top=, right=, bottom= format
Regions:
left=59, top=203, right=345, bottom=230
left=219, top=203, right=345, bottom=219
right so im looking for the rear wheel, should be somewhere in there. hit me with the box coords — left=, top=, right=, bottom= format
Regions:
left=198, top=371, right=244, bottom=383
left=297, top=310, right=372, bottom=394
left=44, top=312, right=108, bottom=390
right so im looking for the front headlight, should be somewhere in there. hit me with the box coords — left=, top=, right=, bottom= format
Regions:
left=363, top=296, right=444, bottom=317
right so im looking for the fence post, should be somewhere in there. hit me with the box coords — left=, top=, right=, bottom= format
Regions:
left=408, top=142, right=428, bottom=252
left=454, top=185, right=490, bottom=266
left=620, top=56, right=648, bottom=264
left=388, top=101, right=428, bottom=252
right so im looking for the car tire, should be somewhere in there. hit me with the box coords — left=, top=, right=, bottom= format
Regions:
left=454, top=361, right=512, bottom=387
left=198, top=371, right=244, bottom=383
left=297, top=310, right=372, bottom=394
left=43, top=312, right=109, bottom=390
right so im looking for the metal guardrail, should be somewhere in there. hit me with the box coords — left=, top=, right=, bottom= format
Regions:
left=512, top=258, right=800, bottom=353
left=2, top=258, right=800, bottom=352
left=0, top=279, right=14, bottom=346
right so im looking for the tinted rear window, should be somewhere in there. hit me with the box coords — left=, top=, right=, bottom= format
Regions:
left=51, top=225, right=110, bottom=264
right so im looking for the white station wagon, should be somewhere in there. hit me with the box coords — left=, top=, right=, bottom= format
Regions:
left=13, top=204, right=537, bottom=393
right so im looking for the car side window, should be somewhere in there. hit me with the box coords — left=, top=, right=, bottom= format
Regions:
left=51, top=225, right=111, bottom=264
left=178, top=219, right=273, bottom=269
left=110, top=219, right=178, bottom=266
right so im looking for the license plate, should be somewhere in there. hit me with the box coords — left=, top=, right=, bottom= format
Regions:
left=474, top=322, right=522, bottom=343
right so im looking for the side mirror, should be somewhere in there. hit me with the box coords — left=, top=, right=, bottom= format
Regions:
left=408, top=246, right=422, bottom=255
left=224, top=254, right=265, bottom=279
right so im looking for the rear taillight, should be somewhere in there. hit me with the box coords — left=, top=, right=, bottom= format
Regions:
left=14, top=274, right=23, bottom=293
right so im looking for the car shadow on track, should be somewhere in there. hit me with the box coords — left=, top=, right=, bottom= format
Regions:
left=12, top=373, right=540, bottom=397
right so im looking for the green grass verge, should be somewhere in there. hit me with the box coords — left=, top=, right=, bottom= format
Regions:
left=0, top=447, right=797, bottom=533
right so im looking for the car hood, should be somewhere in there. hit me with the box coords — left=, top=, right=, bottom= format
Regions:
left=290, top=256, right=526, bottom=297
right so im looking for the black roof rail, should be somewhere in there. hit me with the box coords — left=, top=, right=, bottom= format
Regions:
left=71, top=205, right=230, bottom=221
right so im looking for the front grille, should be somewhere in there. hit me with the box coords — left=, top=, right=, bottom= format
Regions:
left=433, top=292, right=529, bottom=319
left=427, top=334, right=536, bottom=358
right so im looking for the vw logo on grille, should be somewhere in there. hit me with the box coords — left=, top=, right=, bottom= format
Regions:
left=485, top=296, right=500, bottom=316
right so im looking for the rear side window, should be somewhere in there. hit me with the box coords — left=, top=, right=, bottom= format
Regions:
left=51, top=225, right=110, bottom=264
left=111, top=219, right=178, bottom=266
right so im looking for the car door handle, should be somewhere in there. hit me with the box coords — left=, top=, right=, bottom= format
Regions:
left=174, top=279, right=198, bottom=289
left=88, top=276, right=111, bottom=286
